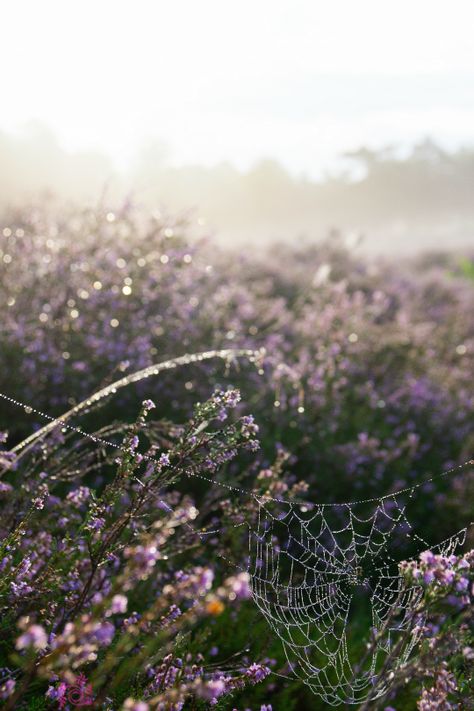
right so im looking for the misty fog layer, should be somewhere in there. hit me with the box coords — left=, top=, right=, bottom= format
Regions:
left=2, top=124, right=473, bottom=253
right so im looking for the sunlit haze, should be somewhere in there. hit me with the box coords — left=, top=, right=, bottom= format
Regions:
left=2, top=0, right=474, bottom=175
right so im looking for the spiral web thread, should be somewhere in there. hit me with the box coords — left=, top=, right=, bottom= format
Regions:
left=248, top=493, right=468, bottom=706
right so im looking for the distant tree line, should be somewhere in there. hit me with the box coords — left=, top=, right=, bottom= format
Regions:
left=1, top=124, right=473, bottom=250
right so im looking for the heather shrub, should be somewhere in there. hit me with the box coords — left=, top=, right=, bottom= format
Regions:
left=0, top=203, right=473, bottom=709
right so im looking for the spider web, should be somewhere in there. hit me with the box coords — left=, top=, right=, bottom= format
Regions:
left=247, top=493, right=468, bottom=706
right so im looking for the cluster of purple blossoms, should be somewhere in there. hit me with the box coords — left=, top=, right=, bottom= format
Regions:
left=417, top=663, right=458, bottom=710
left=66, top=486, right=91, bottom=508
left=15, top=622, right=48, bottom=651
left=165, top=567, right=214, bottom=599
left=223, top=572, right=252, bottom=601
left=156, top=452, right=171, bottom=469
left=124, top=542, right=161, bottom=577
left=240, top=415, right=259, bottom=439
left=107, top=594, right=128, bottom=615
left=129, top=435, right=140, bottom=450
left=32, top=615, right=117, bottom=671
left=220, top=389, right=241, bottom=409
left=147, top=654, right=185, bottom=692
left=0, top=678, right=16, bottom=701
left=141, top=653, right=272, bottom=708
left=158, top=603, right=182, bottom=628
left=401, top=549, right=473, bottom=606
left=191, top=662, right=271, bottom=706
left=244, top=663, right=271, bottom=684
left=10, top=557, right=35, bottom=599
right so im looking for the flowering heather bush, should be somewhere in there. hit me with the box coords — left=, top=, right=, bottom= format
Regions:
left=0, top=392, right=277, bottom=709
left=0, top=202, right=473, bottom=709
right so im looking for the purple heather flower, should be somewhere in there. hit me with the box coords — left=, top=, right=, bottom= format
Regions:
left=11, top=581, right=34, bottom=597
left=142, top=399, right=156, bottom=411
left=66, top=486, right=91, bottom=507
left=222, top=389, right=240, bottom=408
left=125, top=543, right=160, bottom=574
left=241, top=415, right=259, bottom=437
left=87, top=516, right=106, bottom=531
left=226, top=572, right=252, bottom=600
left=123, top=612, right=141, bottom=627
left=92, top=621, right=115, bottom=646
left=17, top=556, right=32, bottom=577
left=217, top=408, right=228, bottom=422
left=197, top=568, right=214, bottom=592
left=0, top=679, right=15, bottom=700
left=245, top=663, right=271, bottom=683
left=456, top=577, right=469, bottom=592
left=160, top=604, right=182, bottom=628
left=196, top=677, right=227, bottom=702
left=46, top=682, right=67, bottom=703
left=16, top=624, right=48, bottom=650
left=417, top=663, right=457, bottom=709
left=108, top=594, right=128, bottom=615
left=441, top=569, right=455, bottom=586
left=0, top=556, right=11, bottom=572
left=423, top=570, right=435, bottom=584
left=158, top=452, right=170, bottom=468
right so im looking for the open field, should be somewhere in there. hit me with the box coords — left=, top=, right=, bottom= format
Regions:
left=0, top=204, right=473, bottom=710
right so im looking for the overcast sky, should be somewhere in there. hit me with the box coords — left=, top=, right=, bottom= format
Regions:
left=2, top=0, right=474, bottom=177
